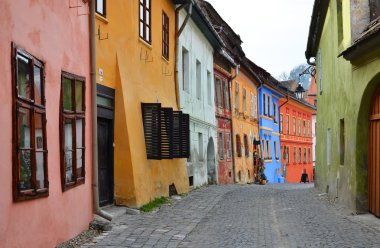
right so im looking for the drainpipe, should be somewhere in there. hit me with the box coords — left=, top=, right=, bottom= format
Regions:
left=90, top=0, right=112, bottom=221
left=228, top=65, right=239, bottom=183
left=175, top=1, right=193, bottom=109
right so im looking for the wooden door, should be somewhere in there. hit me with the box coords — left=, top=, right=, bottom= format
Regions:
left=98, top=117, right=114, bottom=207
left=369, top=89, right=380, bottom=217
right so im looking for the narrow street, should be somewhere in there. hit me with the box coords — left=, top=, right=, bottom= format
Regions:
left=83, top=184, right=380, bottom=248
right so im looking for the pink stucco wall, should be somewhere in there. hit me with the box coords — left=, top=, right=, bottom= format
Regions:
left=0, top=1, right=93, bottom=247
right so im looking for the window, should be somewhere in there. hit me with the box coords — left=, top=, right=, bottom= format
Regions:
left=244, top=134, right=249, bottom=157
left=226, top=133, right=231, bottom=158
left=215, top=78, right=222, bottom=108
left=294, top=147, right=297, bottom=164
left=263, top=93, right=267, bottom=115
left=318, top=48, right=323, bottom=95
left=327, top=128, right=331, bottom=165
left=162, top=12, right=169, bottom=60
left=242, top=88, right=247, bottom=112
left=273, top=102, right=277, bottom=122
left=139, top=0, right=151, bottom=43
left=198, top=132, right=203, bottom=161
left=299, top=148, right=302, bottom=164
left=196, top=60, right=201, bottom=100
left=337, top=0, right=343, bottom=43
left=303, top=120, right=306, bottom=136
left=218, top=133, right=224, bottom=160
left=266, top=140, right=271, bottom=159
left=308, top=148, right=311, bottom=163
left=262, top=140, right=266, bottom=159
left=369, top=0, right=380, bottom=21
left=280, top=114, right=283, bottom=133
left=298, top=118, right=301, bottom=136
left=274, top=141, right=278, bottom=160
left=286, top=115, right=289, bottom=134
left=308, top=121, right=311, bottom=136
left=182, top=47, right=189, bottom=92
left=340, top=119, right=345, bottom=165
left=267, top=95, right=271, bottom=116
left=207, top=71, right=211, bottom=105
left=235, top=82, right=239, bottom=110
left=286, top=146, right=289, bottom=164
left=236, top=135, right=242, bottom=157
left=61, top=72, right=86, bottom=190
left=223, top=80, right=230, bottom=110
left=304, top=148, right=307, bottom=163
left=250, top=92, right=254, bottom=117
left=96, top=0, right=106, bottom=17
left=12, top=45, right=48, bottom=201
left=293, top=117, right=296, bottom=135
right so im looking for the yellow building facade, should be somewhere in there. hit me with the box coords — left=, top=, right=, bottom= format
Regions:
left=95, top=0, right=189, bottom=207
left=231, top=65, right=260, bottom=184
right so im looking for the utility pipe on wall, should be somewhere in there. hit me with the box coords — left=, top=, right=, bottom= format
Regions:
left=90, top=0, right=112, bottom=221
left=228, top=64, right=239, bottom=183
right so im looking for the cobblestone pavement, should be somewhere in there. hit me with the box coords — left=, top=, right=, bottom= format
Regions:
left=83, top=184, right=380, bottom=248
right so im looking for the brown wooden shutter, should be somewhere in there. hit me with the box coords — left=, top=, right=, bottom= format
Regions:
left=141, top=103, right=162, bottom=160
left=161, top=108, right=173, bottom=159
left=180, top=113, right=190, bottom=158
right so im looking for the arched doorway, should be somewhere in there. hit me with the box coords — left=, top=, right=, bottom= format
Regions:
left=369, top=88, right=380, bottom=217
left=207, top=137, right=216, bottom=185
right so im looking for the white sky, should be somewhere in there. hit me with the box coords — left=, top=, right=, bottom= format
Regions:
left=205, top=0, right=315, bottom=77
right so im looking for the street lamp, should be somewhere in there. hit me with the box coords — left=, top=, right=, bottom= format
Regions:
left=295, top=82, right=305, bottom=100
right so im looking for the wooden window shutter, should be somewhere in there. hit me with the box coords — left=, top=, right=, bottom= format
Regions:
left=160, top=107, right=173, bottom=159
left=180, top=113, right=190, bottom=158
left=141, top=103, right=162, bottom=159
left=236, top=135, right=242, bottom=157
left=172, top=111, right=182, bottom=158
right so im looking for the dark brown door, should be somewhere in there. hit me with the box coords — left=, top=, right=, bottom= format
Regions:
left=98, top=117, right=114, bottom=207
left=369, top=89, right=380, bottom=217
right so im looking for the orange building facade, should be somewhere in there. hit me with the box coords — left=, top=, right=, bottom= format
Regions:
left=279, top=97, right=315, bottom=183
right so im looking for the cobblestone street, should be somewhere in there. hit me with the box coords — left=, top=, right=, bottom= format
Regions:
left=83, top=184, right=380, bottom=248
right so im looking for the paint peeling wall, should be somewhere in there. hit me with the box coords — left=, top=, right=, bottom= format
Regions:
left=0, top=1, right=93, bottom=247
left=177, top=10, right=217, bottom=187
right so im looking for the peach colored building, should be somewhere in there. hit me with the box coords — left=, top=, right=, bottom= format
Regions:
left=0, top=1, right=93, bottom=247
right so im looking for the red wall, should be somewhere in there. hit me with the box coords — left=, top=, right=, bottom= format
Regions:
left=279, top=99, right=314, bottom=183
left=215, top=68, right=234, bottom=184
left=0, top=1, right=93, bottom=247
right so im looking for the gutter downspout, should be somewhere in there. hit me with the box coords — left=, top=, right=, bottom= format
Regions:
left=256, top=82, right=263, bottom=159
left=90, top=0, right=112, bottom=221
left=175, top=1, right=193, bottom=109
left=228, top=65, right=239, bottom=183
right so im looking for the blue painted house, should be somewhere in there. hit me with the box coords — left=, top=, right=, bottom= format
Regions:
left=258, top=84, right=285, bottom=183
left=244, top=59, right=286, bottom=183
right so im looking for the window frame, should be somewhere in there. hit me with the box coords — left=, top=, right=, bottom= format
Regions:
left=226, top=133, right=231, bottom=158
left=218, top=132, right=224, bottom=160
left=12, top=44, right=49, bottom=202
left=236, top=134, right=242, bottom=157
left=60, top=71, right=86, bottom=191
left=139, top=0, right=152, bottom=43
left=280, top=114, right=283, bottom=133
left=286, top=115, right=290, bottom=134
left=162, top=11, right=169, bottom=60
left=244, top=134, right=249, bottom=157
left=96, top=0, right=107, bottom=17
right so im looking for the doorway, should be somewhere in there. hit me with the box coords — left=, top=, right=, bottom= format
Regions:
left=207, top=137, right=216, bottom=184
left=97, top=84, right=115, bottom=207
left=369, top=88, right=380, bottom=217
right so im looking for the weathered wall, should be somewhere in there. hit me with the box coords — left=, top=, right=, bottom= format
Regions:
left=178, top=9, right=217, bottom=187
left=96, top=0, right=189, bottom=207
left=231, top=67, right=259, bottom=184
left=0, top=1, right=93, bottom=247
left=314, top=0, right=380, bottom=212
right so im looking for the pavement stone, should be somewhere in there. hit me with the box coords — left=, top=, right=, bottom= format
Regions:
left=82, top=184, right=380, bottom=248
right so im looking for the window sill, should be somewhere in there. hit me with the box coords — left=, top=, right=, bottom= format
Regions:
left=62, top=178, right=85, bottom=192
left=161, top=56, right=170, bottom=64
left=13, top=189, right=49, bottom=202
left=139, top=37, right=152, bottom=50
left=96, top=13, right=109, bottom=24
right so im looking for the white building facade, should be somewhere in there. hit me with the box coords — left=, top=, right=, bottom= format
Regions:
left=177, top=7, right=222, bottom=187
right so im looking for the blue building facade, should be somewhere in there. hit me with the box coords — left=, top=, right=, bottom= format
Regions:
left=258, top=85, right=284, bottom=183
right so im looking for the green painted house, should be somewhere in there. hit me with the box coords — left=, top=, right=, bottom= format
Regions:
left=306, top=0, right=380, bottom=216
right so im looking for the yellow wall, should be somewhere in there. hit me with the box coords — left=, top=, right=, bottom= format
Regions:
left=96, top=0, right=189, bottom=207
left=231, top=66, right=259, bottom=183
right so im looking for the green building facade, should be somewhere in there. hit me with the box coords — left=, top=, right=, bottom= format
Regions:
left=306, top=0, right=380, bottom=214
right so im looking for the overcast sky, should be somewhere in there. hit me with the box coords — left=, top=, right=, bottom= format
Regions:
left=206, top=0, right=315, bottom=78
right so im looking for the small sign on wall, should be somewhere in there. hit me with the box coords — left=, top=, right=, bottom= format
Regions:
left=99, top=68, right=103, bottom=82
